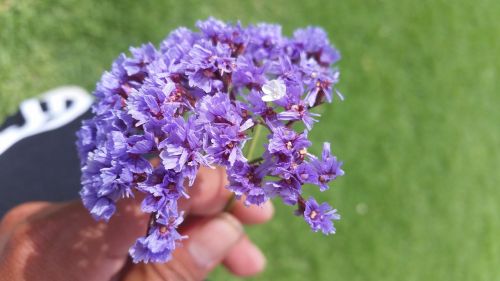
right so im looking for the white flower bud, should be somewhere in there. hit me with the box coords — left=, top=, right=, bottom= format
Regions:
left=261, top=79, right=286, bottom=102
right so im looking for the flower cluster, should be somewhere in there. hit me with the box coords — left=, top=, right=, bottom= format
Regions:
left=77, top=18, right=344, bottom=263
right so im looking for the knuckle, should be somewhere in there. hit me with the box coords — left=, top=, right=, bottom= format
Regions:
left=1, top=202, right=51, bottom=233
left=1, top=203, right=30, bottom=226
left=7, top=223, right=36, bottom=249
left=0, top=224, right=42, bottom=279
left=0, top=203, right=53, bottom=260
left=1, top=223, right=38, bottom=264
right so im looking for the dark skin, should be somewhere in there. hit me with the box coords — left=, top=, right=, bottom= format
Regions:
left=0, top=166, right=274, bottom=281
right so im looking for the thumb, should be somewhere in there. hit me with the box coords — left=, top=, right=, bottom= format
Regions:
left=0, top=198, right=148, bottom=281
left=124, top=213, right=244, bottom=281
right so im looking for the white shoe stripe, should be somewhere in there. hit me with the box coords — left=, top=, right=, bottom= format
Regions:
left=0, top=86, right=93, bottom=155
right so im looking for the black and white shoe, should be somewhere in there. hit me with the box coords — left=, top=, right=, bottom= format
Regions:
left=0, top=86, right=92, bottom=216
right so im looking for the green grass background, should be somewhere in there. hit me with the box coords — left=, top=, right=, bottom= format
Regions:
left=1, top=0, right=499, bottom=280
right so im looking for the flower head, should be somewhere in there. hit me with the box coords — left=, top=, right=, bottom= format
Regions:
left=311, top=142, right=345, bottom=191
left=129, top=212, right=186, bottom=263
left=304, top=197, right=340, bottom=235
left=76, top=18, right=345, bottom=264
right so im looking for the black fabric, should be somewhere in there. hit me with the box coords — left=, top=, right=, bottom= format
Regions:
left=0, top=110, right=25, bottom=132
left=0, top=110, right=91, bottom=216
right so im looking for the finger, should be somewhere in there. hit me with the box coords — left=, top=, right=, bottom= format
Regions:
left=150, top=158, right=230, bottom=217
left=131, top=213, right=244, bottom=281
left=222, top=235, right=266, bottom=277
left=179, top=166, right=231, bottom=215
left=0, top=201, right=52, bottom=234
left=0, top=197, right=148, bottom=281
left=0, top=201, right=54, bottom=253
left=231, top=199, right=274, bottom=225
left=180, top=166, right=275, bottom=225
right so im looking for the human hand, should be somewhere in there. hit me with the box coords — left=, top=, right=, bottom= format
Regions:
left=0, top=166, right=274, bottom=281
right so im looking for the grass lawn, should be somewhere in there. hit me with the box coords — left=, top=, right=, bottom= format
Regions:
left=1, top=0, right=499, bottom=280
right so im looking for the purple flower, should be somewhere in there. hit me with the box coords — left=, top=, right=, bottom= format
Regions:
left=298, top=55, right=341, bottom=106
left=207, top=125, right=248, bottom=166
left=303, top=197, right=340, bottom=235
left=277, top=101, right=319, bottom=130
left=129, top=212, right=186, bottom=263
left=77, top=18, right=346, bottom=264
left=196, top=18, right=247, bottom=49
left=291, top=27, right=340, bottom=66
left=127, top=134, right=155, bottom=154
left=196, top=17, right=228, bottom=41
left=80, top=185, right=116, bottom=221
left=92, top=55, right=128, bottom=115
left=127, top=81, right=176, bottom=126
left=245, top=90, right=277, bottom=122
left=159, top=116, right=212, bottom=185
left=269, top=56, right=302, bottom=88
left=99, top=160, right=134, bottom=197
left=246, top=23, right=285, bottom=61
left=268, top=126, right=311, bottom=156
left=92, top=44, right=160, bottom=115
left=160, top=27, right=199, bottom=63
left=295, top=162, right=319, bottom=184
left=137, top=167, right=187, bottom=213
left=227, top=162, right=268, bottom=206
left=76, top=119, right=97, bottom=164
left=124, top=43, right=159, bottom=77
left=110, top=111, right=135, bottom=133
left=311, top=142, right=345, bottom=191
left=79, top=147, right=116, bottom=221
left=183, top=41, right=235, bottom=93
left=232, top=55, right=267, bottom=88
left=303, top=70, right=342, bottom=107
left=265, top=167, right=303, bottom=205
left=195, top=92, right=251, bottom=127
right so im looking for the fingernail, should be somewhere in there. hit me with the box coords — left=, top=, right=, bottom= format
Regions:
left=188, top=213, right=243, bottom=269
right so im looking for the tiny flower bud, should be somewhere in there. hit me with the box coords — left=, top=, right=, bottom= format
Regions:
left=261, top=79, right=286, bottom=102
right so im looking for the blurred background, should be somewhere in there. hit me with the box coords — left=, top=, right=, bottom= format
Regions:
left=1, top=0, right=499, bottom=280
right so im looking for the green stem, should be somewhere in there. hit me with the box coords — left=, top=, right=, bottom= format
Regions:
left=247, top=124, right=263, bottom=161
left=248, top=157, right=263, bottom=164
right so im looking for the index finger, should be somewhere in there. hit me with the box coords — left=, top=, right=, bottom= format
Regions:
left=179, top=166, right=274, bottom=225
left=179, top=166, right=231, bottom=215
